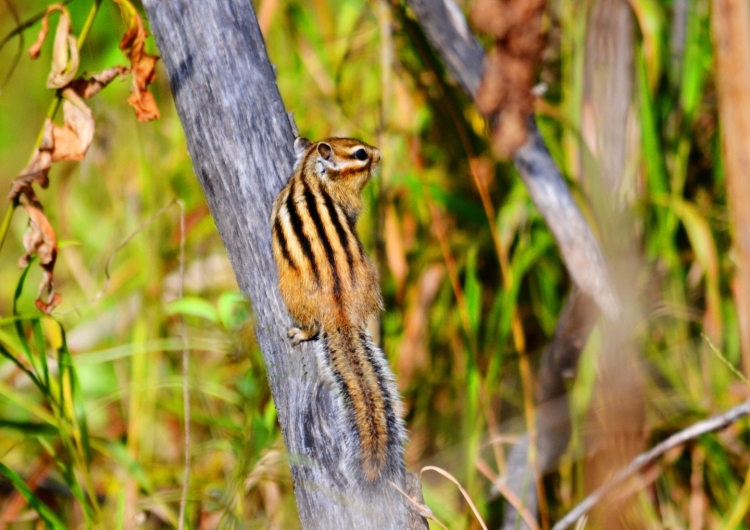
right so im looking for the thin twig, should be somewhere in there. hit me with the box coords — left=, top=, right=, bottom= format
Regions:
left=53, top=200, right=179, bottom=318
left=389, top=479, right=441, bottom=529
left=552, top=400, right=750, bottom=530
left=704, top=333, right=750, bottom=387
left=0, top=0, right=23, bottom=95
left=421, top=465, right=489, bottom=530
left=0, top=0, right=74, bottom=53
left=475, top=457, right=540, bottom=530
left=92, top=200, right=177, bottom=303
left=177, top=200, right=190, bottom=529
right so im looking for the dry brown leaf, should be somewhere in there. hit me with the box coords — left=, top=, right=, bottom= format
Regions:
left=48, top=10, right=78, bottom=88
left=471, top=0, right=545, bottom=157
left=9, top=89, right=95, bottom=202
left=8, top=120, right=54, bottom=202
left=9, top=88, right=93, bottom=315
left=51, top=89, right=95, bottom=161
left=15, top=2, right=158, bottom=314
left=28, top=7, right=52, bottom=58
left=68, top=66, right=128, bottom=99
left=114, top=0, right=160, bottom=121
left=28, top=5, right=79, bottom=89
left=19, top=201, right=61, bottom=315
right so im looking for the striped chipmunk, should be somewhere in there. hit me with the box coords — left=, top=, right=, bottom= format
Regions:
left=270, top=137, right=405, bottom=484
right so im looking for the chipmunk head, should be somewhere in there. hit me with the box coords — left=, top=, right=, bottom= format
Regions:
left=294, top=137, right=381, bottom=195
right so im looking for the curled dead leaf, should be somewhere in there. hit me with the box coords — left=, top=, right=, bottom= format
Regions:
left=8, top=120, right=54, bottom=202
left=28, top=4, right=79, bottom=89
left=9, top=88, right=93, bottom=315
left=51, top=89, right=95, bottom=161
left=68, top=66, right=129, bottom=99
left=19, top=200, right=61, bottom=315
left=9, top=88, right=95, bottom=202
left=28, top=8, right=52, bottom=59
left=114, top=0, right=160, bottom=121
left=13, top=1, right=157, bottom=314
left=125, top=61, right=159, bottom=121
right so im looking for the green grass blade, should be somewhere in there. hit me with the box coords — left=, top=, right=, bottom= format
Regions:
left=0, top=380, right=58, bottom=425
left=0, top=336, right=43, bottom=391
left=636, top=44, right=669, bottom=198
left=32, top=319, right=51, bottom=395
left=0, top=419, right=59, bottom=436
left=0, top=462, right=67, bottom=530
left=11, top=265, right=40, bottom=374
left=59, top=325, right=93, bottom=466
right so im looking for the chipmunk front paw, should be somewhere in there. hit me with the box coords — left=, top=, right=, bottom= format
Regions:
left=287, top=327, right=317, bottom=346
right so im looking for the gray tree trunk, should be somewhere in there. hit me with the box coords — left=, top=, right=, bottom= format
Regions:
left=140, top=1, right=425, bottom=528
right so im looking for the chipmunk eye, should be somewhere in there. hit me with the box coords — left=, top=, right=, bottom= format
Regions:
left=354, top=148, right=368, bottom=161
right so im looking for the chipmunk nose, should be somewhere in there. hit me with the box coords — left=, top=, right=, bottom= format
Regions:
left=371, top=148, right=382, bottom=165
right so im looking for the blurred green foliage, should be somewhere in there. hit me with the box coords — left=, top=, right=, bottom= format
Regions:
left=0, top=0, right=747, bottom=528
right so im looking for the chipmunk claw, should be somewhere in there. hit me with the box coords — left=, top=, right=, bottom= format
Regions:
left=287, top=327, right=304, bottom=346
left=287, top=326, right=318, bottom=346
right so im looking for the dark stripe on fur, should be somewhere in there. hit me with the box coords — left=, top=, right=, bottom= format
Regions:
left=286, top=179, right=320, bottom=284
left=343, top=211, right=365, bottom=254
left=321, top=332, right=350, bottom=405
left=301, top=179, right=342, bottom=299
left=320, top=189, right=356, bottom=282
left=272, top=219, right=298, bottom=271
left=360, top=330, right=400, bottom=445
left=339, top=329, right=387, bottom=478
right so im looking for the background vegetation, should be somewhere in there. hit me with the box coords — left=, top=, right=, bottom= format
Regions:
left=0, top=0, right=747, bottom=528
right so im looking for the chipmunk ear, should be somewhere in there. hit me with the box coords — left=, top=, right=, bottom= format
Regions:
left=313, top=142, right=335, bottom=179
left=294, top=137, right=312, bottom=163
left=317, top=142, right=333, bottom=162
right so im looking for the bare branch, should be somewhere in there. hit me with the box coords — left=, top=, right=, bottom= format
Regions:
left=403, top=0, right=620, bottom=318
left=553, top=400, right=750, bottom=530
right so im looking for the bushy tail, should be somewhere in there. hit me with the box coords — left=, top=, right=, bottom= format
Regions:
left=318, top=326, right=405, bottom=483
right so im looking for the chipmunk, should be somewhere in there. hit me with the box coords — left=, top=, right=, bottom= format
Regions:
left=270, top=137, right=405, bottom=484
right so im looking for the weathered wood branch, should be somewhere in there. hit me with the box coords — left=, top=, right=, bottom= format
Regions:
left=553, top=400, right=750, bottom=530
left=401, top=0, right=617, bottom=527
left=140, top=1, right=424, bottom=527
left=404, top=0, right=620, bottom=319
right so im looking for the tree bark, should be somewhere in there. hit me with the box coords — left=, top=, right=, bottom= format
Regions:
left=140, top=1, right=424, bottom=528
